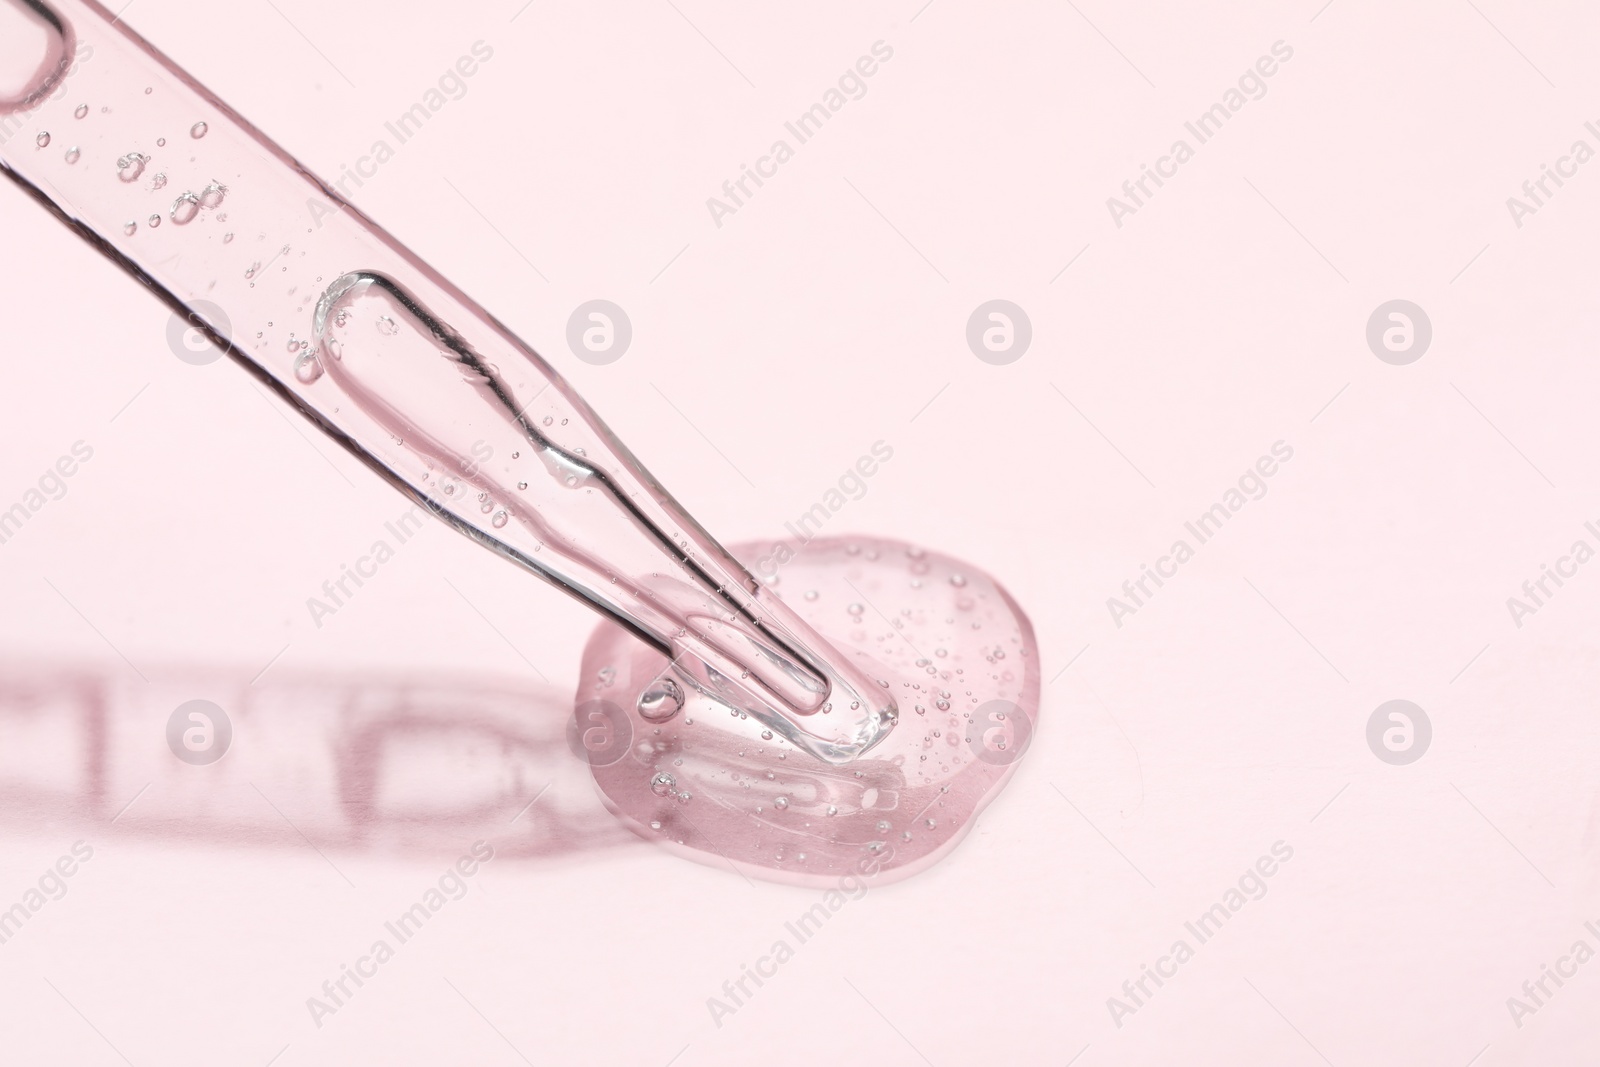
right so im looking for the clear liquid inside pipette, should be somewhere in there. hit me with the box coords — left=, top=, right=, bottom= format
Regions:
left=0, top=0, right=898, bottom=762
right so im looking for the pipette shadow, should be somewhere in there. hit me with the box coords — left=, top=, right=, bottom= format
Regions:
left=0, top=661, right=639, bottom=865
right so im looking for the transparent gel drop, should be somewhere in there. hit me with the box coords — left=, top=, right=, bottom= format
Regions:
left=584, top=537, right=1040, bottom=885
left=637, top=677, right=684, bottom=723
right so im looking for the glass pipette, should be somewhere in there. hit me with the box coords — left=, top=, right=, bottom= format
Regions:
left=0, top=0, right=898, bottom=764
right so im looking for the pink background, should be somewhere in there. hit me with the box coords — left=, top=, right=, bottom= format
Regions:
left=3, top=0, right=1599, bottom=1063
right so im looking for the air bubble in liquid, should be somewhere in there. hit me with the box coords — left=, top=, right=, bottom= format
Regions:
left=35, top=132, right=49, bottom=148
left=148, top=214, right=161, bottom=228
left=491, top=510, right=508, bottom=528
left=637, top=677, right=684, bottom=722
left=123, top=221, right=136, bottom=236
left=170, top=192, right=200, bottom=225
left=190, top=121, right=208, bottom=138
left=199, top=182, right=226, bottom=208
left=64, top=147, right=80, bottom=164
left=151, top=173, right=167, bottom=190
left=294, top=353, right=323, bottom=383
left=116, top=153, right=148, bottom=182
left=73, top=104, right=87, bottom=119
left=650, top=772, right=676, bottom=797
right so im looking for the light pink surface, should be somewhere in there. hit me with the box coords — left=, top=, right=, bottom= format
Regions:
left=0, top=0, right=1597, bottom=1064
